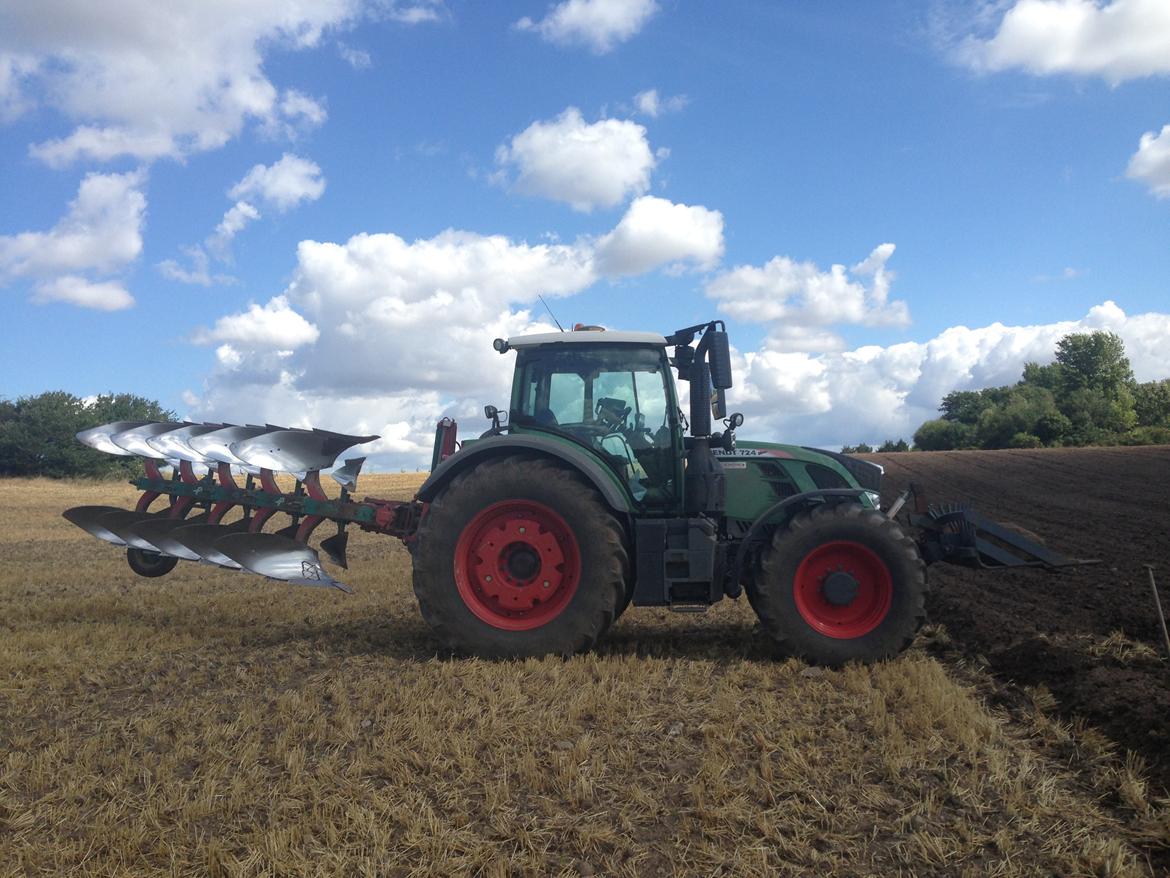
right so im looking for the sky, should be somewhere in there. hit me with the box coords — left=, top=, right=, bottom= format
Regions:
left=1, top=0, right=1168, bottom=467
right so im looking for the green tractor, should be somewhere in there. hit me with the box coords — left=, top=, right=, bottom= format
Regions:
left=65, top=321, right=1088, bottom=665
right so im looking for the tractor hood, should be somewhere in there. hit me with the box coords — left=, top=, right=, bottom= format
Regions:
left=714, top=441, right=884, bottom=493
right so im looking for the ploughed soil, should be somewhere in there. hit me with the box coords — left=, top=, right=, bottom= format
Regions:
left=866, top=445, right=1170, bottom=796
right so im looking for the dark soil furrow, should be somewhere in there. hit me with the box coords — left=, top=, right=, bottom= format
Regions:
left=867, top=445, right=1170, bottom=798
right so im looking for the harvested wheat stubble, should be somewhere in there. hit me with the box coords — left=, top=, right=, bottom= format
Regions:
left=0, top=472, right=1164, bottom=877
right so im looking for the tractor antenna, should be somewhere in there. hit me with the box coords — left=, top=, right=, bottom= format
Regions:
left=538, top=295, right=565, bottom=332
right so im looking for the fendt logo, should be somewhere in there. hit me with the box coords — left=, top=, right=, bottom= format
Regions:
left=713, top=449, right=793, bottom=459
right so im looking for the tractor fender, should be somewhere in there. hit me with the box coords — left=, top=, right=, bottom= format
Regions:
left=415, top=434, right=634, bottom=514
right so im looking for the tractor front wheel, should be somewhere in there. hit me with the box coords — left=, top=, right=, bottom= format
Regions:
left=411, top=456, right=629, bottom=658
left=749, top=503, right=927, bottom=665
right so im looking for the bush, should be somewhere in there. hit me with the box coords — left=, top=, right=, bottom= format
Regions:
left=1008, top=432, right=1043, bottom=448
left=1120, top=425, right=1170, bottom=446
left=913, top=419, right=971, bottom=451
left=841, top=442, right=873, bottom=454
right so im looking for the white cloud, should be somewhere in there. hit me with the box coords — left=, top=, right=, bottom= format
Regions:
left=0, top=170, right=145, bottom=281
left=187, top=197, right=734, bottom=466
left=595, top=196, right=724, bottom=275
left=162, top=155, right=326, bottom=282
left=495, top=108, right=657, bottom=211
left=706, top=244, right=911, bottom=340
left=734, top=301, right=1170, bottom=449
left=386, top=1, right=446, bottom=24
left=31, top=275, right=134, bottom=311
left=1127, top=124, right=1170, bottom=198
left=0, top=0, right=363, bottom=165
left=515, top=0, right=659, bottom=53
left=275, top=90, right=328, bottom=130
left=229, top=154, right=327, bottom=212
left=159, top=247, right=215, bottom=286
left=0, top=53, right=38, bottom=121
left=338, top=43, right=372, bottom=69
left=958, top=0, right=1170, bottom=83
left=634, top=88, right=688, bottom=118
left=207, top=202, right=263, bottom=260
left=193, top=295, right=320, bottom=350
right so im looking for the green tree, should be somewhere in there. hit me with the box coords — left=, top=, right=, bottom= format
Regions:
left=0, top=391, right=174, bottom=478
left=1061, top=386, right=1137, bottom=444
left=1134, top=379, right=1170, bottom=427
left=940, top=388, right=1001, bottom=424
left=913, top=418, right=971, bottom=451
left=1054, top=331, right=1135, bottom=397
left=876, top=438, right=909, bottom=452
left=973, top=385, right=1064, bottom=449
left=1020, top=360, right=1063, bottom=392
left=914, top=330, right=1163, bottom=450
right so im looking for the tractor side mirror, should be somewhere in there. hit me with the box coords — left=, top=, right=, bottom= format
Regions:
left=483, top=405, right=504, bottom=433
left=711, top=387, right=727, bottom=420
left=708, top=330, right=732, bottom=389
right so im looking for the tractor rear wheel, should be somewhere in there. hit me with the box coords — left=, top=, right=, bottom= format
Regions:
left=748, top=503, right=926, bottom=665
left=412, top=456, right=629, bottom=658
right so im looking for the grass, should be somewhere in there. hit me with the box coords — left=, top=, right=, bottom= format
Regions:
left=0, top=475, right=1161, bottom=876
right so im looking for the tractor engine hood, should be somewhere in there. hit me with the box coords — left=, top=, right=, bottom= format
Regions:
left=801, top=446, right=884, bottom=493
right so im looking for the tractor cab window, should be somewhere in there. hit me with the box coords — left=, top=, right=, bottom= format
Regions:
left=511, top=345, right=677, bottom=504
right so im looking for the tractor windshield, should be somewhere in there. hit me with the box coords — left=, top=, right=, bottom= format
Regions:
left=510, top=345, right=677, bottom=504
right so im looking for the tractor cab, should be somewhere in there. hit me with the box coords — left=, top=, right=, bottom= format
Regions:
left=503, top=330, right=683, bottom=508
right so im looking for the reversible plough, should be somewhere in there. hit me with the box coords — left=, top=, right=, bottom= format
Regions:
left=64, top=421, right=415, bottom=591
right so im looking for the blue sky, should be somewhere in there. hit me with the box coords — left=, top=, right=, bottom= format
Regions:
left=2, top=0, right=1168, bottom=465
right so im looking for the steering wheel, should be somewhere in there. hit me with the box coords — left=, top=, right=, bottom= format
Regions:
left=595, top=397, right=631, bottom=430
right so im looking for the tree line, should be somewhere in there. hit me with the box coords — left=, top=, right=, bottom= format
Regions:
left=0, top=392, right=174, bottom=478
left=842, top=331, right=1170, bottom=453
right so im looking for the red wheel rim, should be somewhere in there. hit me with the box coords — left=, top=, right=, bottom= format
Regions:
left=454, top=500, right=581, bottom=631
left=793, top=540, right=893, bottom=639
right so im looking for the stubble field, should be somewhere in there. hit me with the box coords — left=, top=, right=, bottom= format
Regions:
left=1, top=448, right=1168, bottom=876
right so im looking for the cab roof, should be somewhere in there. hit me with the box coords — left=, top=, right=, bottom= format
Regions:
left=507, top=330, right=668, bottom=349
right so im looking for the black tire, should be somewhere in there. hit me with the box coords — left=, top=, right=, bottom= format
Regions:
left=748, top=503, right=927, bottom=666
left=412, top=455, right=629, bottom=658
left=126, top=547, right=179, bottom=578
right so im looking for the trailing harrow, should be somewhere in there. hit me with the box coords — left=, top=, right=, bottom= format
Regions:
left=64, top=421, right=421, bottom=592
